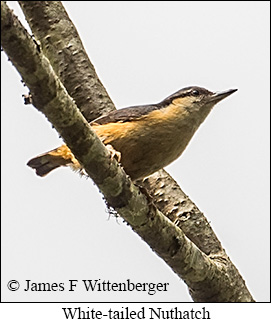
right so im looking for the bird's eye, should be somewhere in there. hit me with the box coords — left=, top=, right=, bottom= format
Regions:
left=191, top=89, right=200, bottom=96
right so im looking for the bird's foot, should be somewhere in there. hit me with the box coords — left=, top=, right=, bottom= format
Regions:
left=106, top=144, right=121, bottom=163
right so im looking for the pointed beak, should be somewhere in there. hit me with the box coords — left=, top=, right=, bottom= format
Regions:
left=210, top=89, right=238, bottom=103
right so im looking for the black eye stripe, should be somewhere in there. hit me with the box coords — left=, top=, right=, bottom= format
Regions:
left=159, top=86, right=212, bottom=107
left=176, top=90, right=200, bottom=98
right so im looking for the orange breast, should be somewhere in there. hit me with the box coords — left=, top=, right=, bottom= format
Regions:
left=91, top=105, right=195, bottom=180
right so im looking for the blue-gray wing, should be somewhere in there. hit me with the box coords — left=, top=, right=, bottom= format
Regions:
left=91, top=104, right=159, bottom=125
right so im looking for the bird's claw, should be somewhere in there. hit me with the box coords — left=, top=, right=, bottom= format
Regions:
left=106, top=144, right=121, bottom=162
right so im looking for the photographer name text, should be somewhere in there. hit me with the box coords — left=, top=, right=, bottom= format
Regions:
left=22, top=279, right=169, bottom=295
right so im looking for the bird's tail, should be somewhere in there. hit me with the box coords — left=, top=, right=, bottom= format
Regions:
left=27, top=144, right=81, bottom=177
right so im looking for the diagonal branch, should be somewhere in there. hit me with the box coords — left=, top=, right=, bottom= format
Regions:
left=18, top=1, right=115, bottom=122
left=18, top=0, right=223, bottom=257
left=1, top=1, right=254, bottom=302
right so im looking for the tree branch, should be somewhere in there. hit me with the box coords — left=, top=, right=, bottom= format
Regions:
left=18, top=0, right=224, bottom=257
left=18, top=1, right=115, bottom=122
left=1, top=1, right=255, bottom=302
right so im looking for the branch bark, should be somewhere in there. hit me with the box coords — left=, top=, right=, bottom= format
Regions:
left=1, top=1, right=255, bottom=302
left=18, top=1, right=115, bottom=122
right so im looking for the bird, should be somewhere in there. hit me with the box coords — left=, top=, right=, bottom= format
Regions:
left=27, top=86, right=237, bottom=180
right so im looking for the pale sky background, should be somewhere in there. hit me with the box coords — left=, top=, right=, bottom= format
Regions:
left=1, top=1, right=270, bottom=303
